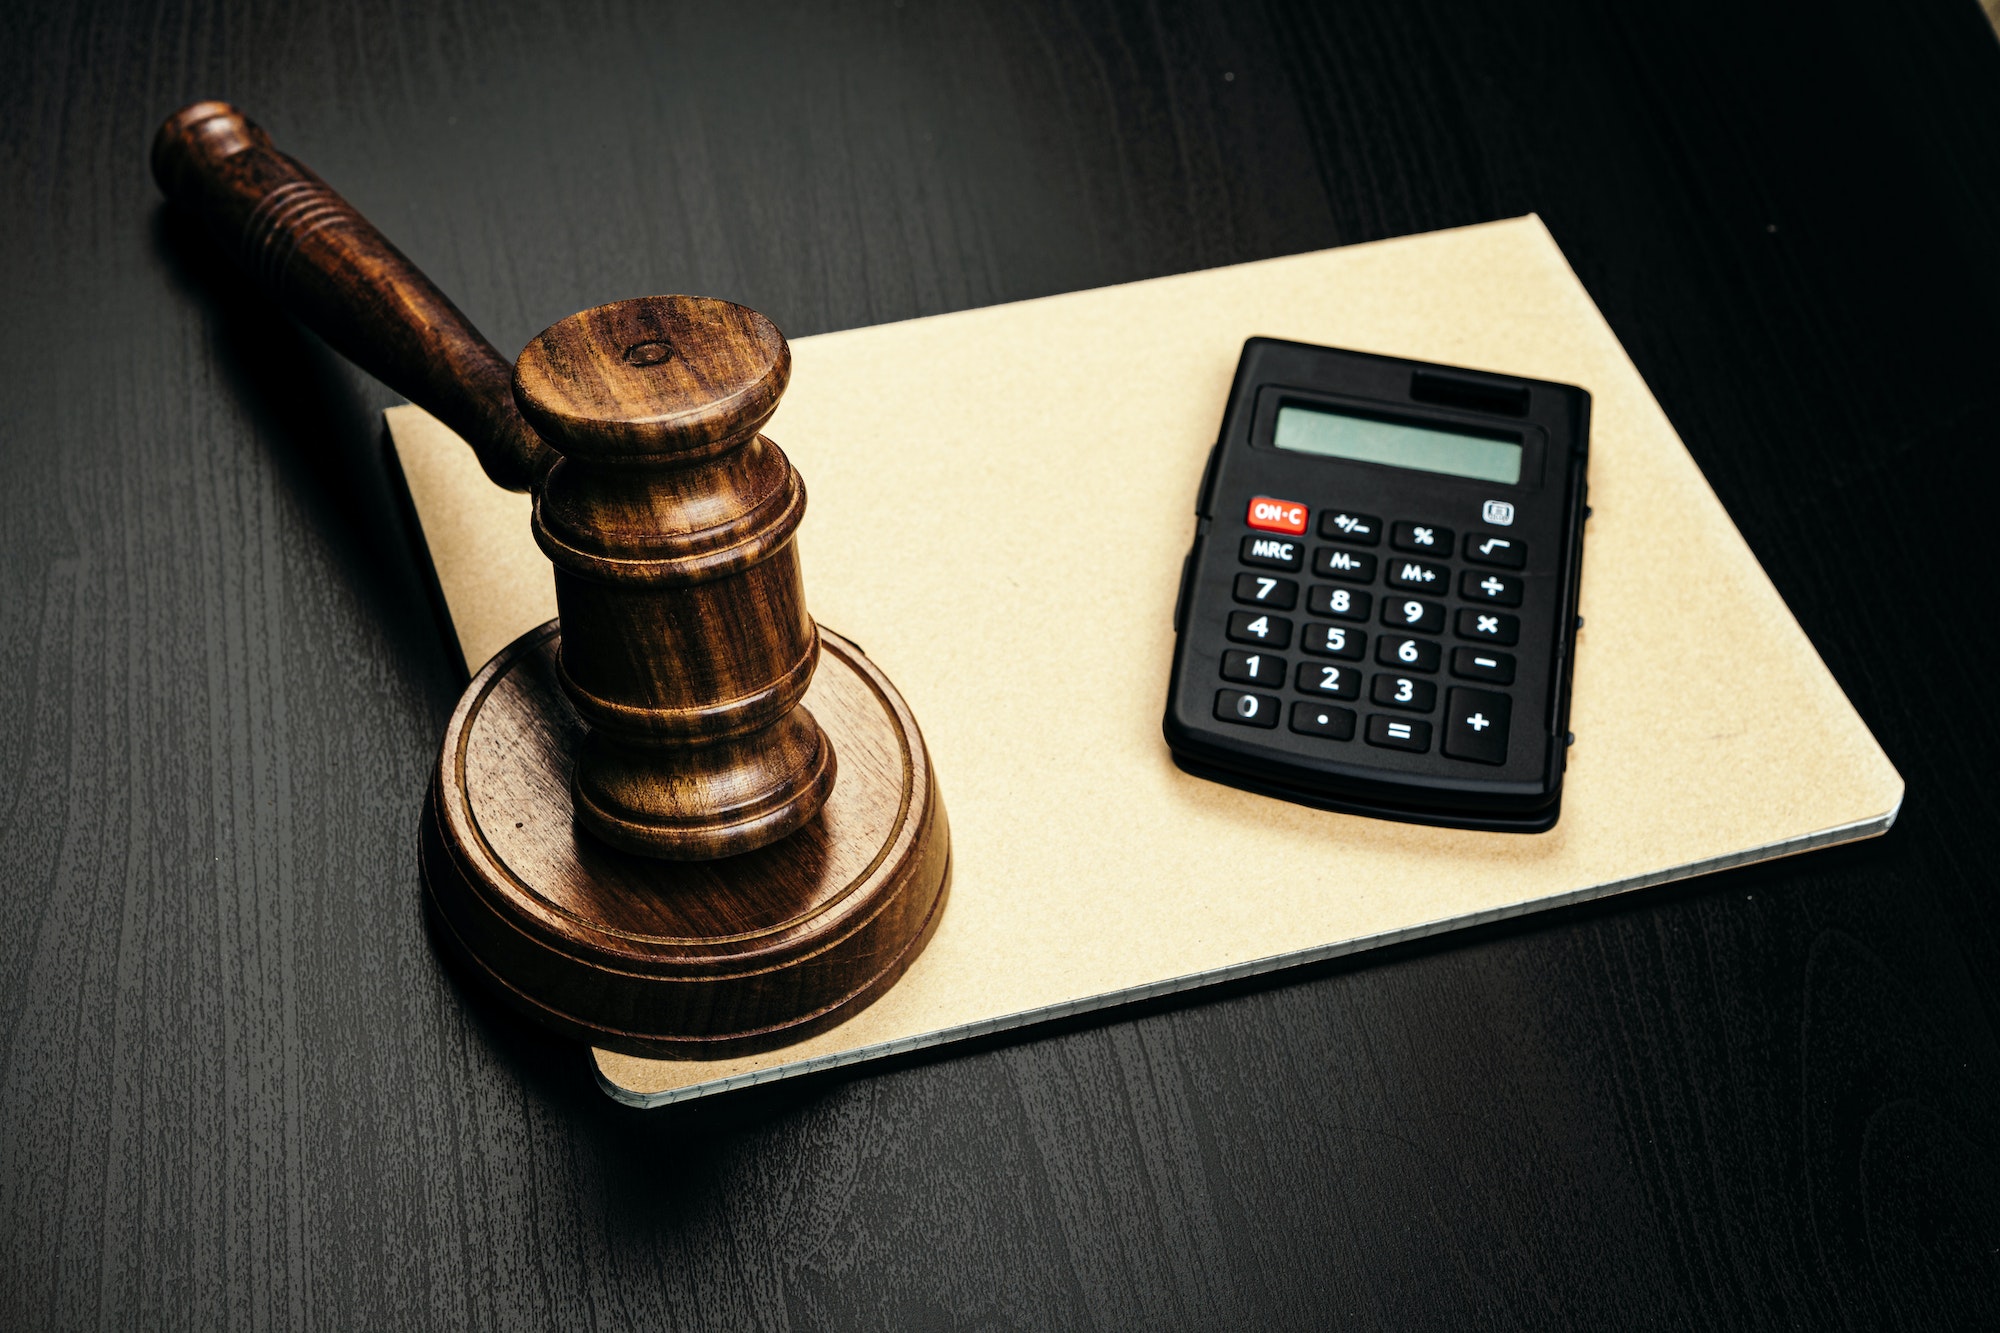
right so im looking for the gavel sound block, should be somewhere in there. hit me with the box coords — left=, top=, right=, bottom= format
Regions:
left=153, top=102, right=949, bottom=1057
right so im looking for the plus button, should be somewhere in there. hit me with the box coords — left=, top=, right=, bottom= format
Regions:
left=1443, top=687, right=1511, bottom=765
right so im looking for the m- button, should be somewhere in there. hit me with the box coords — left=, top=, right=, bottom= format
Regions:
left=1443, top=688, right=1511, bottom=764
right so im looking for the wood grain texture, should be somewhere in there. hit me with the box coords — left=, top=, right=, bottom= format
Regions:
left=3, top=0, right=1998, bottom=1329
left=519, top=296, right=835, bottom=858
left=423, top=623, right=947, bottom=1055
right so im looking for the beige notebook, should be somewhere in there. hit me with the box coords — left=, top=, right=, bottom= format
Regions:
left=387, top=216, right=1901, bottom=1108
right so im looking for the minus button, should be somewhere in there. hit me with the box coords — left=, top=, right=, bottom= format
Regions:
left=1450, top=646, right=1516, bottom=684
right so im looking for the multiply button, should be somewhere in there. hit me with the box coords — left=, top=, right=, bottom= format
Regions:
left=1233, top=573, right=1298, bottom=609
left=1455, top=608, right=1519, bottom=645
left=1215, top=689, right=1279, bottom=729
left=1240, top=535, right=1303, bottom=571
left=1387, top=558, right=1446, bottom=591
left=1462, top=531, right=1526, bottom=569
left=1227, top=610, right=1291, bottom=648
left=1460, top=570, right=1523, bottom=607
left=1246, top=496, right=1308, bottom=535
left=1391, top=521, right=1453, bottom=553
left=1313, top=547, right=1377, bottom=582
left=1443, top=688, right=1511, bottom=764
left=1366, top=715, right=1431, bottom=752
left=1319, top=510, right=1381, bottom=544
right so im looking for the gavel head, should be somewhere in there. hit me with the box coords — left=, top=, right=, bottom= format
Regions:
left=512, top=296, right=835, bottom=859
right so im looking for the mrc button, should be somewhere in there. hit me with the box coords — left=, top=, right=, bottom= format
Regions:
left=1246, top=495, right=1308, bottom=535
left=1240, top=534, right=1304, bottom=570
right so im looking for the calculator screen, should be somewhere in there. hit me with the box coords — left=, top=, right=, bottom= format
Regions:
left=1272, top=405, right=1523, bottom=485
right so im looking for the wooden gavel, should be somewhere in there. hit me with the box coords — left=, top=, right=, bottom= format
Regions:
left=153, top=102, right=948, bottom=1056
left=153, top=101, right=833, bottom=861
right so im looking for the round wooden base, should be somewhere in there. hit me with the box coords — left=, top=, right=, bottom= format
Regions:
left=421, top=621, right=950, bottom=1059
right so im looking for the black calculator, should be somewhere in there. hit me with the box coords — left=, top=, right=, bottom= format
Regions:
left=1163, top=339, right=1590, bottom=832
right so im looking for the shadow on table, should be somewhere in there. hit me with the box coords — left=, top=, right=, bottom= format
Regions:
left=431, top=820, right=1911, bottom=1228
left=148, top=204, right=460, bottom=703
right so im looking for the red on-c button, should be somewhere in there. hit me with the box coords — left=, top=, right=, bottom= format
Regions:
left=1246, top=495, right=1309, bottom=535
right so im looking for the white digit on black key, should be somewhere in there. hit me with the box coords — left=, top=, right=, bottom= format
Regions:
left=1403, top=600, right=1422, bottom=624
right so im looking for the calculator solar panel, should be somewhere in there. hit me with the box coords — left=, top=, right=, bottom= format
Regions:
left=1163, top=339, right=1590, bottom=832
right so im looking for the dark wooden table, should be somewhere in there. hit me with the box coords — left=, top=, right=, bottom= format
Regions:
left=5, top=1, right=1998, bottom=1327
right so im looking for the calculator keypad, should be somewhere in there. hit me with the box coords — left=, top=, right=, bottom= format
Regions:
left=1217, top=504, right=1536, bottom=769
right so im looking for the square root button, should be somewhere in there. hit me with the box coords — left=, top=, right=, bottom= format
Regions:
left=1443, top=687, right=1511, bottom=764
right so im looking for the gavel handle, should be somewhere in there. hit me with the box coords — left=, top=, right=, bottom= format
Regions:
left=152, top=101, right=550, bottom=491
